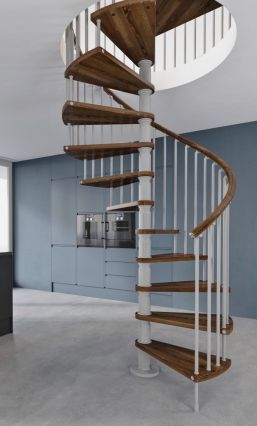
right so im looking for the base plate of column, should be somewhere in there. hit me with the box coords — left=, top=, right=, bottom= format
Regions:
left=129, top=365, right=159, bottom=378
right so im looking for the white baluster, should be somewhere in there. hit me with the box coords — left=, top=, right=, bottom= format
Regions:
left=194, top=236, right=200, bottom=413
left=120, top=155, right=124, bottom=204
left=83, top=160, right=87, bottom=180
left=222, top=176, right=227, bottom=361
left=216, top=169, right=222, bottom=365
left=184, top=146, right=189, bottom=254
left=173, top=140, right=178, bottom=252
left=131, top=153, right=134, bottom=202
left=202, top=157, right=208, bottom=281
left=207, top=226, right=213, bottom=371
left=163, top=136, right=167, bottom=229
left=194, top=152, right=199, bottom=229
left=174, top=28, right=177, bottom=68
left=152, top=129, right=156, bottom=228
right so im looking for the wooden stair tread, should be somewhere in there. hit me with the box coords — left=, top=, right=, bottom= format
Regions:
left=136, top=339, right=231, bottom=382
left=65, top=47, right=154, bottom=95
left=80, top=171, right=154, bottom=188
left=135, top=312, right=233, bottom=335
left=107, top=200, right=154, bottom=212
left=64, top=142, right=154, bottom=160
left=156, top=0, right=221, bottom=35
left=91, top=0, right=155, bottom=65
left=62, top=101, right=154, bottom=126
left=136, top=229, right=179, bottom=235
left=136, top=280, right=222, bottom=293
left=137, top=253, right=208, bottom=263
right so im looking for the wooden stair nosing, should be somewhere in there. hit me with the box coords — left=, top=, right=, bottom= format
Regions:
left=156, top=0, right=221, bottom=36
left=64, top=47, right=154, bottom=95
left=106, top=200, right=154, bottom=212
left=135, top=312, right=233, bottom=335
left=80, top=171, right=154, bottom=188
left=91, top=0, right=156, bottom=65
left=64, top=142, right=154, bottom=161
left=136, top=281, right=224, bottom=293
left=137, top=253, right=208, bottom=263
left=62, top=101, right=154, bottom=126
left=135, top=339, right=231, bottom=383
left=136, top=228, right=179, bottom=235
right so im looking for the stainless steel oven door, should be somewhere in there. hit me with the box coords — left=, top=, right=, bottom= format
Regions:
left=105, top=212, right=136, bottom=248
left=77, top=214, right=104, bottom=247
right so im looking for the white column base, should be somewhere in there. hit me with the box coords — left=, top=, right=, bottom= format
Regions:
left=129, top=365, right=159, bottom=378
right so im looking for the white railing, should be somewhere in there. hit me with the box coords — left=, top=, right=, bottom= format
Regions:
left=151, top=125, right=233, bottom=411
left=61, top=1, right=236, bottom=91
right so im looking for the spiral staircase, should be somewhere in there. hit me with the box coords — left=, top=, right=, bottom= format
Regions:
left=62, top=0, right=236, bottom=412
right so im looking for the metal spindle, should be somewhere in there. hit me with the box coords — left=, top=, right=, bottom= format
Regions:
left=173, top=140, right=178, bottom=252
left=203, top=14, right=207, bottom=54
left=222, top=176, right=227, bottom=361
left=211, top=163, right=216, bottom=212
left=120, top=155, right=124, bottom=204
left=174, top=28, right=177, bottom=68
left=194, top=19, right=197, bottom=60
left=85, top=9, right=88, bottom=53
left=194, top=236, right=200, bottom=415
left=110, top=156, right=114, bottom=205
left=163, top=32, right=167, bottom=70
left=202, top=157, right=208, bottom=281
left=184, top=23, right=187, bottom=64
left=226, top=202, right=230, bottom=325
left=207, top=226, right=213, bottom=371
left=83, top=160, right=87, bottom=180
left=194, top=152, right=199, bottom=228
left=216, top=169, right=222, bottom=365
left=131, top=154, right=134, bottom=202
left=184, top=146, right=189, bottom=253
left=213, top=10, right=216, bottom=47
left=221, top=6, right=224, bottom=39
left=84, top=84, right=87, bottom=143
left=163, top=136, right=167, bottom=229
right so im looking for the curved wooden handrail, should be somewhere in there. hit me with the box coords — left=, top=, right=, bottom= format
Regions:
left=152, top=122, right=236, bottom=237
left=105, top=88, right=236, bottom=238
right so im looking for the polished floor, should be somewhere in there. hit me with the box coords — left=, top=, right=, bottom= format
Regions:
left=0, top=289, right=256, bottom=426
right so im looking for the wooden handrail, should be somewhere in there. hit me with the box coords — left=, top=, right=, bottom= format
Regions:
left=105, top=89, right=236, bottom=237
left=152, top=122, right=236, bottom=237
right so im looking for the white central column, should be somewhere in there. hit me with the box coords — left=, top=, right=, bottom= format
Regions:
left=130, top=59, right=159, bottom=378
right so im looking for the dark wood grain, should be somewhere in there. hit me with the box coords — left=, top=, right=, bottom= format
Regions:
left=137, top=253, right=208, bottom=263
left=136, top=229, right=179, bottom=235
left=156, top=0, right=221, bottom=35
left=80, top=171, right=154, bottom=188
left=136, top=340, right=231, bottom=382
left=62, top=101, right=154, bottom=126
left=64, top=142, right=154, bottom=160
left=65, top=47, right=154, bottom=94
left=135, top=312, right=233, bottom=335
left=91, top=0, right=156, bottom=65
left=136, top=280, right=225, bottom=293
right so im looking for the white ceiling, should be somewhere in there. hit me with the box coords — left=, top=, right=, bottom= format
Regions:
left=0, top=0, right=256, bottom=161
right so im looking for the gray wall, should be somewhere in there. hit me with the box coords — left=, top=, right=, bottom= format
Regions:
left=13, top=121, right=257, bottom=318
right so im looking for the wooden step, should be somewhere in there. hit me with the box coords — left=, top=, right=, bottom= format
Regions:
left=137, top=253, right=208, bottom=263
left=107, top=200, right=154, bottom=212
left=64, top=142, right=154, bottom=161
left=136, top=229, right=179, bottom=235
left=62, top=101, right=154, bottom=126
left=65, top=47, right=154, bottom=95
left=135, top=312, right=233, bottom=335
left=80, top=171, right=154, bottom=188
left=91, top=0, right=155, bottom=65
left=136, top=280, right=222, bottom=293
left=156, top=0, right=221, bottom=35
left=135, top=339, right=231, bottom=382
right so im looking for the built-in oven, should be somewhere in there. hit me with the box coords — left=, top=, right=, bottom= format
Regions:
left=105, top=213, right=136, bottom=248
left=77, top=213, right=104, bottom=247
left=77, top=212, right=136, bottom=248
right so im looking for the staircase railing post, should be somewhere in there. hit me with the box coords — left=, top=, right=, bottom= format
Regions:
left=194, top=236, right=200, bottom=412
left=130, top=59, right=158, bottom=378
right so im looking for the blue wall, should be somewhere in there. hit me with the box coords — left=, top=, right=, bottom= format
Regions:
left=13, top=121, right=257, bottom=318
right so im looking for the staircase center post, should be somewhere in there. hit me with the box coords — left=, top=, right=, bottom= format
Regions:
left=130, top=59, right=159, bottom=378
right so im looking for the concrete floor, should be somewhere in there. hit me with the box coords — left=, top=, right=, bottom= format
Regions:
left=0, top=289, right=257, bottom=426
